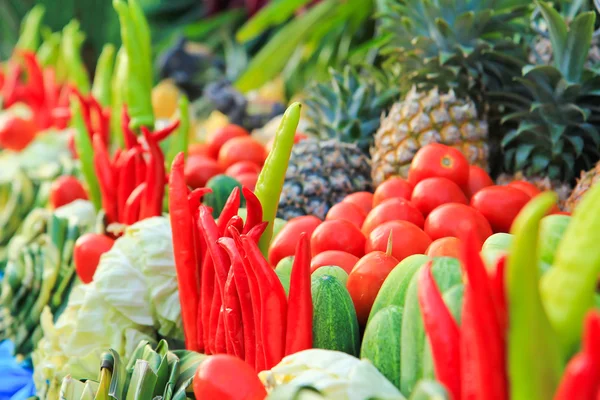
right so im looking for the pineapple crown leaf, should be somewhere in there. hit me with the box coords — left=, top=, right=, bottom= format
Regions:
left=536, top=0, right=596, bottom=82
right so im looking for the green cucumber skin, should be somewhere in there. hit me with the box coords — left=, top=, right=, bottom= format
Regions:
left=368, top=254, right=429, bottom=325
left=400, top=258, right=463, bottom=396
left=311, top=274, right=360, bottom=357
left=360, top=305, right=403, bottom=390
left=203, top=175, right=244, bottom=218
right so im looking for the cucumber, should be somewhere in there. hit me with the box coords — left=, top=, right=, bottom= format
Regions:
left=311, top=274, right=360, bottom=356
left=311, top=265, right=348, bottom=286
left=360, top=305, right=403, bottom=389
left=275, top=256, right=294, bottom=296
left=400, top=257, right=463, bottom=396
left=368, top=254, right=429, bottom=325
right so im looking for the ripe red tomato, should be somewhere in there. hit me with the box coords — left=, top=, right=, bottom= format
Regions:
left=49, top=176, right=88, bottom=209
left=0, top=116, right=38, bottom=151
left=193, top=354, right=266, bottom=400
left=411, top=177, right=468, bottom=217
left=408, top=143, right=470, bottom=191
left=310, top=250, right=359, bottom=274
left=269, top=216, right=322, bottom=266
left=470, top=185, right=532, bottom=233
left=373, top=177, right=413, bottom=207
left=466, top=165, right=494, bottom=198
left=424, top=203, right=493, bottom=249
left=507, top=180, right=541, bottom=198
left=189, top=143, right=213, bottom=159
left=426, top=237, right=462, bottom=258
left=236, top=173, right=259, bottom=191
left=347, top=251, right=399, bottom=326
left=311, top=219, right=366, bottom=258
left=225, top=161, right=262, bottom=178
left=365, top=220, right=432, bottom=262
left=185, top=155, right=223, bottom=189
left=207, top=124, right=249, bottom=159
left=74, top=233, right=115, bottom=284
left=362, top=198, right=425, bottom=236
left=342, top=192, right=374, bottom=214
left=325, top=201, right=366, bottom=229
left=218, top=136, right=268, bottom=169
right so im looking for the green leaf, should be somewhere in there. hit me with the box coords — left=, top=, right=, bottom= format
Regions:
left=125, top=360, right=158, bottom=400
left=515, top=144, right=536, bottom=170
left=236, top=0, right=314, bottom=43
left=184, top=10, right=245, bottom=40
left=536, top=1, right=568, bottom=70
left=108, top=349, right=128, bottom=400
left=562, top=11, right=595, bottom=83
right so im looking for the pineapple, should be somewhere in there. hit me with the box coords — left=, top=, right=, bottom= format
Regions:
left=564, top=161, right=600, bottom=211
left=277, top=139, right=372, bottom=220
left=370, top=0, right=529, bottom=186
left=529, top=0, right=600, bottom=67
left=372, top=88, right=489, bottom=185
left=304, top=66, right=399, bottom=155
left=496, top=2, right=600, bottom=188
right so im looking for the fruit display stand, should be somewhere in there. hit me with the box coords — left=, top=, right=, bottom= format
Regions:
left=1, top=1, right=600, bottom=399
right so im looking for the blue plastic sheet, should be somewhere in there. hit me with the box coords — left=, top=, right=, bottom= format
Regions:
left=0, top=340, right=36, bottom=400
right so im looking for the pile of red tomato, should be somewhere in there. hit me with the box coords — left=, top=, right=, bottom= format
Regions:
left=184, top=124, right=307, bottom=191
left=268, top=143, right=568, bottom=326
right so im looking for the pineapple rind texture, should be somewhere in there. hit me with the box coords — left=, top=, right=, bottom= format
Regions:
left=371, top=88, right=489, bottom=186
left=564, top=162, right=600, bottom=212
left=277, top=139, right=372, bottom=220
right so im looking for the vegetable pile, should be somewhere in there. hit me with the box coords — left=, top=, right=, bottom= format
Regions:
left=3, top=0, right=600, bottom=399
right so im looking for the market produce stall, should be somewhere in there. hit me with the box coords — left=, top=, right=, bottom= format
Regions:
left=1, top=0, right=600, bottom=399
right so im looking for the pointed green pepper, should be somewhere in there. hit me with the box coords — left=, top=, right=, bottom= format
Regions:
left=92, top=44, right=116, bottom=107
left=254, top=102, right=301, bottom=257
left=61, top=20, right=90, bottom=93
left=15, top=5, right=45, bottom=52
left=508, top=192, right=563, bottom=400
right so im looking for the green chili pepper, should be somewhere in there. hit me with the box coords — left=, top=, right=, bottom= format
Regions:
left=507, top=192, right=563, bottom=400
left=113, top=0, right=154, bottom=130
left=72, top=99, right=102, bottom=211
left=36, top=31, right=61, bottom=68
left=254, top=102, right=301, bottom=257
left=166, top=94, right=190, bottom=170
left=110, top=47, right=128, bottom=148
left=92, top=44, right=116, bottom=108
left=61, top=20, right=90, bottom=93
left=541, top=181, right=600, bottom=358
left=15, top=5, right=45, bottom=52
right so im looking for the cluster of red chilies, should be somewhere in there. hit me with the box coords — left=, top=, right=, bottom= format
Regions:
left=169, top=153, right=313, bottom=371
left=1, top=50, right=71, bottom=129
left=418, top=231, right=507, bottom=400
left=418, top=231, right=600, bottom=400
left=73, top=92, right=179, bottom=226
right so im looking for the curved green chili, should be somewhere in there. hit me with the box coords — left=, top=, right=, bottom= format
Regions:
left=111, top=47, right=128, bottom=147
left=61, top=20, right=90, bottom=93
left=15, top=5, right=45, bottom=52
left=71, top=99, right=102, bottom=211
left=166, top=95, right=190, bottom=170
left=36, top=32, right=61, bottom=68
left=254, top=102, right=301, bottom=256
left=92, top=44, right=116, bottom=107
left=508, top=192, right=563, bottom=400
left=113, top=0, right=154, bottom=130
left=541, top=181, right=600, bottom=358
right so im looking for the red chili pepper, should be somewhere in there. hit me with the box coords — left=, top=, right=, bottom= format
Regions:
left=116, top=148, right=138, bottom=223
left=246, top=221, right=268, bottom=245
left=121, top=106, right=138, bottom=149
left=135, top=152, right=146, bottom=188
left=554, top=311, right=600, bottom=400
left=89, top=95, right=110, bottom=146
left=168, top=153, right=201, bottom=351
left=241, top=235, right=287, bottom=369
left=490, top=255, right=508, bottom=340
left=242, top=187, right=263, bottom=234
left=417, top=260, right=461, bottom=399
left=285, top=233, right=313, bottom=356
left=230, top=228, right=266, bottom=371
left=20, top=51, right=45, bottom=105
left=200, top=254, right=215, bottom=354
left=214, top=278, right=227, bottom=354
left=460, top=231, right=507, bottom=400
left=123, top=183, right=146, bottom=225
left=151, top=119, right=180, bottom=142
left=93, top=134, right=118, bottom=224
left=222, top=266, right=244, bottom=358
left=141, top=127, right=166, bottom=219
left=217, top=187, right=241, bottom=234
left=219, top=235, right=256, bottom=366
left=1, top=61, right=21, bottom=108
left=225, top=216, right=244, bottom=237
